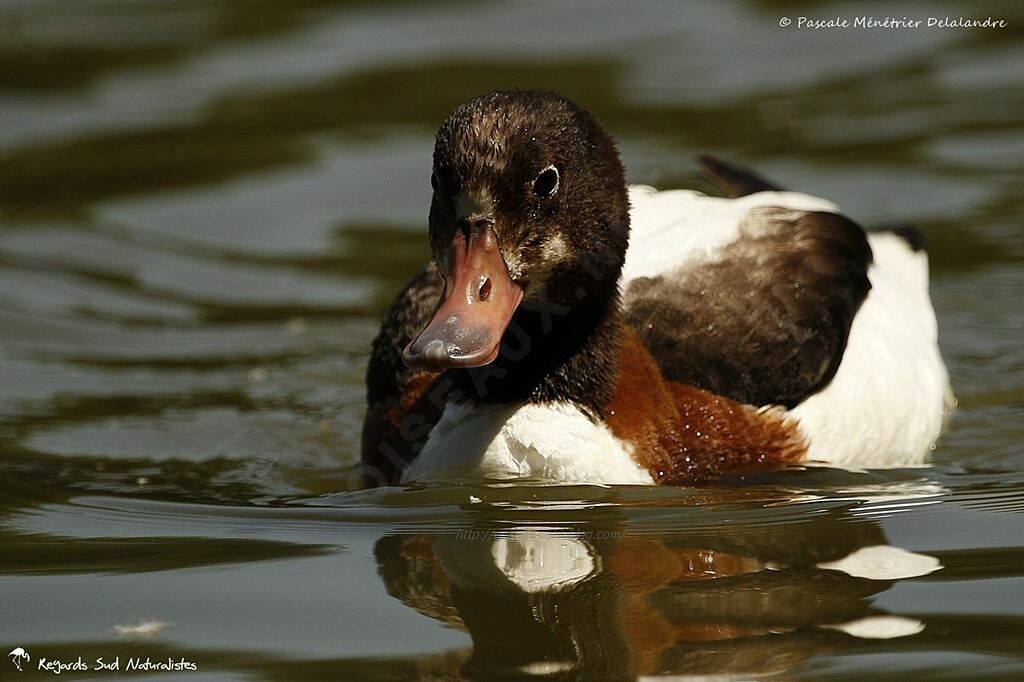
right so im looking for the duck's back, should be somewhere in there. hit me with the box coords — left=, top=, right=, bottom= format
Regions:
left=622, top=185, right=871, bottom=410
left=621, top=185, right=952, bottom=466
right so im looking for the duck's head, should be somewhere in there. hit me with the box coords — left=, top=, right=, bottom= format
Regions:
left=403, top=90, right=629, bottom=372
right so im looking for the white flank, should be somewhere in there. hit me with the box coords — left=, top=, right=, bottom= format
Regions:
left=790, top=232, right=953, bottom=466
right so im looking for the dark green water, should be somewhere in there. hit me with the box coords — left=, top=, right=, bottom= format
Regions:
left=1, top=0, right=1023, bottom=679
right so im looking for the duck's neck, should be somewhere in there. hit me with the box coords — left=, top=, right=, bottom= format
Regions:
left=450, top=293, right=623, bottom=417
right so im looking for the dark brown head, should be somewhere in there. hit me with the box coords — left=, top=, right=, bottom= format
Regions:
left=403, top=90, right=630, bottom=371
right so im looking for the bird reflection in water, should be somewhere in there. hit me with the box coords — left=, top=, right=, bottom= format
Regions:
left=374, top=501, right=940, bottom=680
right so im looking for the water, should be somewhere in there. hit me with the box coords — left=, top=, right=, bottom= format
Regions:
left=1, top=0, right=1022, bottom=679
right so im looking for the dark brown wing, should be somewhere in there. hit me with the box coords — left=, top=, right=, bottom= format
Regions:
left=361, top=263, right=449, bottom=485
left=623, top=206, right=872, bottom=409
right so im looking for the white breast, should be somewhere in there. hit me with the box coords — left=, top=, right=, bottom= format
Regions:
left=400, top=401, right=654, bottom=485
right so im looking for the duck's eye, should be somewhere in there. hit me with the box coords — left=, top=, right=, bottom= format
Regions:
left=533, top=166, right=559, bottom=197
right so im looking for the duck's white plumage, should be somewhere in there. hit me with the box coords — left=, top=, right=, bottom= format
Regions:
left=622, top=185, right=841, bottom=282
left=623, top=185, right=953, bottom=468
left=789, top=231, right=953, bottom=466
left=401, top=401, right=654, bottom=484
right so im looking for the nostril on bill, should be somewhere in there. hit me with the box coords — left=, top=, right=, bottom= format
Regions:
left=478, top=276, right=492, bottom=302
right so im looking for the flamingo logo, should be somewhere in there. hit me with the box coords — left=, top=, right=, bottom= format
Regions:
left=8, top=647, right=30, bottom=672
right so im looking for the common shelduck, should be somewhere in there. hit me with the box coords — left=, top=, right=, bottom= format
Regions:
left=359, top=90, right=953, bottom=486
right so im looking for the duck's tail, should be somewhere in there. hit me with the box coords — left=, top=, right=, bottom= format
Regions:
left=698, top=154, right=781, bottom=196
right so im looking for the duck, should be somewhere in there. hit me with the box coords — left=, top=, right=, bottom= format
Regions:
left=359, top=90, right=953, bottom=487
